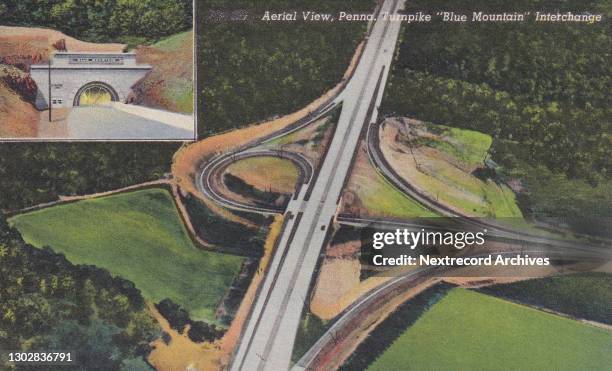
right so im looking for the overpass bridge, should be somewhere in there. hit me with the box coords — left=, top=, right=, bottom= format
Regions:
left=30, top=52, right=151, bottom=110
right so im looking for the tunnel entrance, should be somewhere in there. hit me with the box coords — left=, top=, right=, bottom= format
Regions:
left=73, top=82, right=119, bottom=106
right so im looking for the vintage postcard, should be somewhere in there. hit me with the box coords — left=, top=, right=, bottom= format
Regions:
left=0, top=0, right=610, bottom=370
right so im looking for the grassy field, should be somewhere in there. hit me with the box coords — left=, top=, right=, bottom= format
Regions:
left=423, top=122, right=492, bottom=167
left=423, top=125, right=522, bottom=218
left=427, top=163, right=522, bottom=218
left=225, top=157, right=299, bottom=194
left=355, top=170, right=437, bottom=219
left=368, top=289, right=612, bottom=370
left=345, top=147, right=438, bottom=219
left=292, top=312, right=330, bottom=363
left=9, top=188, right=244, bottom=322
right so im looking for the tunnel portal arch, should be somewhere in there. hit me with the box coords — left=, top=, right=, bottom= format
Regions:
left=72, top=81, right=120, bottom=106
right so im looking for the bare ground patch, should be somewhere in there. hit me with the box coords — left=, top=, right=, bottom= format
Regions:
left=225, top=157, right=299, bottom=195
left=148, top=304, right=223, bottom=371
left=310, top=258, right=361, bottom=320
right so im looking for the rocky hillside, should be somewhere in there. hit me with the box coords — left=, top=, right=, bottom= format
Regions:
left=0, top=64, right=39, bottom=137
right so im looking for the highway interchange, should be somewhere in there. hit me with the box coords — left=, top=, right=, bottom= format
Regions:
left=194, top=0, right=610, bottom=369
left=227, top=1, right=406, bottom=369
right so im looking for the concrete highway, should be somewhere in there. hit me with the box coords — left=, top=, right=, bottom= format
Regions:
left=229, top=0, right=407, bottom=369
left=37, top=105, right=194, bottom=140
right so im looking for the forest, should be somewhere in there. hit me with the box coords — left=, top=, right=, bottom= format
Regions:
left=382, top=0, right=611, bottom=228
left=199, top=0, right=374, bottom=136
left=0, top=143, right=179, bottom=211
left=0, top=0, right=192, bottom=44
left=0, top=216, right=159, bottom=370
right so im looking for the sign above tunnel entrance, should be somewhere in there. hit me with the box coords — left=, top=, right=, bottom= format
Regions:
left=69, top=56, right=125, bottom=65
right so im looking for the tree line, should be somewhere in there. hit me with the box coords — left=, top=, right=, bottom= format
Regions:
left=0, top=143, right=179, bottom=211
left=0, top=0, right=192, bottom=44
left=479, top=273, right=612, bottom=325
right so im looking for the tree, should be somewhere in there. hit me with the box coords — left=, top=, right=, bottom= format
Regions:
left=155, top=299, right=190, bottom=333
left=188, top=321, right=224, bottom=343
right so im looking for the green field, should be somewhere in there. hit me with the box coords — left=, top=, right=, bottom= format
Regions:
left=9, top=189, right=244, bottom=322
left=423, top=122, right=492, bottom=167
left=368, top=289, right=612, bottom=370
left=352, top=164, right=438, bottom=219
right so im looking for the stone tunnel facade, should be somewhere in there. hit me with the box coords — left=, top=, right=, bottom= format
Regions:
left=30, top=52, right=151, bottom=110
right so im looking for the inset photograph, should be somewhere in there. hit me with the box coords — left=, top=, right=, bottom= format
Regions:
left=0, top=1, right=195, bottom=141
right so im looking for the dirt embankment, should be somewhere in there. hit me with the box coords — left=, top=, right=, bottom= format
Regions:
left=0, top=63, right=39, bottom=137
left=310, top=257, right=361, bottom=319
left=147, top=303, right=222, bottom=371
left=0, top=64, right=36, bottom=101
left=0, top=81, right=38, bottom=137
left=0, top=26, right=125, bottom=69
